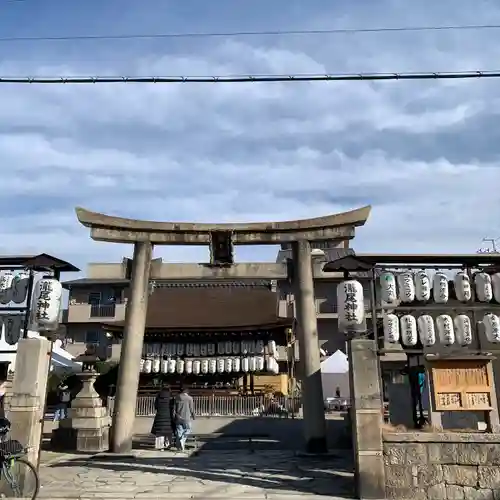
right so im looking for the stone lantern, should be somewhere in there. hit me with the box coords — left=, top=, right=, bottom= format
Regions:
left=51, top=352, right=110, bottom=453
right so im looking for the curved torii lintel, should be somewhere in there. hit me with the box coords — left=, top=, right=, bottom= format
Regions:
left=75, top=205, right=371, bottom=245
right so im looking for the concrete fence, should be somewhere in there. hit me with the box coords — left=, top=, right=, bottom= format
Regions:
left=107, top=395, right=303, bottom=417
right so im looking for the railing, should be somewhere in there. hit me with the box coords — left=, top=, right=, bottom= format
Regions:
left=90, top=304, right=117, bottom=318
left=107, top=395, right=303, bottom=418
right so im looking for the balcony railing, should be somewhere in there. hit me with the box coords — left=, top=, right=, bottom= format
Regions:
left=90, top=303, right=117, bottom=318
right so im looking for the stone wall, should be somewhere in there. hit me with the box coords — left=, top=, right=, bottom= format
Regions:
left=384, top=432, right=500, bottom=499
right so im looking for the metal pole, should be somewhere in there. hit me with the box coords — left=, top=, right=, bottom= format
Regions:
left=22, top=269, right=35, bottom=338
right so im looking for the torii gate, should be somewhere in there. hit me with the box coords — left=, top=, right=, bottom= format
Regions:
left=75, top=205, right=371, bottom=454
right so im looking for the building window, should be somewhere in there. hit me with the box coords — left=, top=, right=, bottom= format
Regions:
left=85, top=330, right=100, bottom=345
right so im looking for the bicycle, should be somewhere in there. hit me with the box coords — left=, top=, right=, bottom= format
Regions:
left=0, top=418, right=39, bottom=499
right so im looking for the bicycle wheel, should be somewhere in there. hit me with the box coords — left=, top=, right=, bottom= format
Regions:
left=0, top=457, right=40, bottom=499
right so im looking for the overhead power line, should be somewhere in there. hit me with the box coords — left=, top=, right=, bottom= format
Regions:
left=2, top=24, right=500, bottom=43
left=0, top=70, right=499, bottom=84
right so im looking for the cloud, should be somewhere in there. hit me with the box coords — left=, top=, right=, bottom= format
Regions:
left=0, top=0, right=500, bottom=275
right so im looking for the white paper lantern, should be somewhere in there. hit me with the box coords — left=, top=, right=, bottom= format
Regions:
left=233, top=357, right=241, bottom=372
left=216, top=358, right=225, bottom=373
left=217, top=342, right=225, bottom=355
left=176, top=359, right=185, bottom=374
left=398, top=272, right=415, bottom=303
left=34, top=278, right=63, bottom=328
left=201, top=359, right=209, bottom=374
left=436, top=314, right=455, bottom=345
left=143, top=359, right=152, bottom=374
left=167, top=359, right=176, bottom=374
left=400, top=315, right=418, bottom=346
left=152, top=358, right=160, bottom=373
left=140, top=359, right=145, bottom=373
left=271, top=358, right=279, bottom=374
left=454, top=272, right=472, bottom=302
left=249, top=356, right=257, bottom=372
left=268, top=340, right=277, bottom=357
left=475, top=272, right=493, bottom=303
left=232, top=341, right=241, bottom=355
left=379, top=272, right=398, bottom=304
left=417, top=315, right=436, bottom=347
left=185, top=359, right=193, bottom=374
left=0, top=272, right=14, bottom=305
left=186, top=343, right=193, bottom=356
left=192, top=360, right=201, bottom=375
left=483, top=313, right=500, bottom=343
left=224, top=357, right=233, bottom=373
left=161, top=360, right=168, bottom=373
left=337, top=280, right=365, bottom=329
left=266, top=355, right=275, bottom=373
left=247, top=340, right=256, bottom=355
left=241, top=357, right=249, bottom=373
left=163, top=344, right=173, bottom=356
left=200, top=344, right=208, bottom=357
left=207, top=343, right=216, bottom=356
left=383, top=314, right=400, bottom=343
left=193, top=344, right=201, bottom=357
left=433, top=272, right=449, bottom=304
left=255, top=340, right=265, bottom=354
left=224, top=341, right=233, bottom=354
left=208, top=358, right=217, bottom=374
left=11, top=271, right=30, bottom=305
left=415, top=271, right=431, bottom=302
left=256, top=356, right=265, bottom=371
left=241, top=341, right=249, bottom=355
left=491, top=273, right=500, bottom=303
left=176, top=344, right=185, bottom=356
left=454, top=315, right=473, bottom=346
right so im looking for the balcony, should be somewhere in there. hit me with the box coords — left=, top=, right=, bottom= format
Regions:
left=66, top=303, right=127, bottom=323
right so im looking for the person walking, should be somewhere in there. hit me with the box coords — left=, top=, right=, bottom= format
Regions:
left=151, top=384, right=173, bottom=451
left=53, top=384, right=71, bottom=421
left=173, top=385, right=195, bottom=451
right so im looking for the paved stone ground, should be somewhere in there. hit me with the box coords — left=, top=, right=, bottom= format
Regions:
left=38, top=449, right=355, bottom=499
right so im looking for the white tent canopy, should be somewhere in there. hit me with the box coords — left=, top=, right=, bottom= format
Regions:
left=320, top=349, right=349, bottom=374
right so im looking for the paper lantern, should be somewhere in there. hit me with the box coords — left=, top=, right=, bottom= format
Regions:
left=433, top=272, right=449, bottom=304
left=140, top=359, right=145, bottom=373
left=167, top=359, right=176, bottom=374
left=161, top=360, right=168, bottom=373
left=398, top=272, right=415, bottom=303
left=415, top=271, right=431, bottom=302
left=233, top=357, right=241, bottom=372
left=436, top=314, right=455, bottom=345
left=454, top=272, right=472, bottom=302
left=454, top=315, right=473, bottom=346
left=241, top=357, right=249, bottom=373
left=248, top=357, right=257, bottom=372
left=152, top=358, right=160, bottom=373
left=193, top=344, right=201, bottom=357
left=207, top=343, right=216, bottom=356
left=11, top=271, right=30, bottom=304
left=268, top=340, right=277, bottom=357
left=400, top=315, right=417, bottom=346
left=186, top=343, right=194, bottom=356
left=0, top=272, right=14, bottom=305
left=483, top=313, right=500, bottom=343
left=492, top=273, right=500, bottom=303
left=200, top=344, right=208, bottom=357
left=164, top=344, right=173, bottom=356
left=192, top=360, right=201, bottom=375
left=417, top=315, right=436, bottom=347
left=475, top=272, right=493, bottom=303
left=224, top=358, right=233, bottom=373
left=337, top=280, right=365, bottom=329
left=383, top=314, right=400, bottom=343
left=224, top=341, right=233, bottom=355
left=379, top=272, right=398, bottom=303
left=255, top=340, right=265, bottom=354
left=216, top=358, right=225, bottom=373
left=143, top=359, right=152, bottom=374
left=185, top=359, right=193, bottom=374
left=208, top=358, right=217, bottom=374
left=34, top=278, right=63, bottom=329
left=201, top=359, right=209, bottom=374
left=232, top=341, right=241, bottom=355
left=247, top=341, right=256, bottom=354
left=266, top=356, right=279, bottom=374
left=217, top=342, right=225, bottom=355
left=256, top=356, right=265, bottom=371
left=176, top=359, right=185, bottom=374
left=176, top=344, right=185, bottom=356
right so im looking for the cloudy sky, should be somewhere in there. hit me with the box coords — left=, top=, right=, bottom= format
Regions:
left=0, top=0, right=499, bottom=276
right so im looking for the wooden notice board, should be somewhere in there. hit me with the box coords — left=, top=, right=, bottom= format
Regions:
left=428, top=359, right=494, bottom=412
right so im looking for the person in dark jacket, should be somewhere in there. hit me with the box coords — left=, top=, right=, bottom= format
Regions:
left=151, top=384, right=173, bottom=450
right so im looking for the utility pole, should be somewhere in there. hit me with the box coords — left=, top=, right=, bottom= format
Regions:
left=477, top=237, right=500, bottom=254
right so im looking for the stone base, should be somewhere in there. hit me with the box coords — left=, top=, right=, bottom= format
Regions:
left=51, top=425, right=109, bottom=453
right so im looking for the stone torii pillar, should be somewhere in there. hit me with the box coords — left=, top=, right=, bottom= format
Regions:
left=75, top=205, right=371, bottom=454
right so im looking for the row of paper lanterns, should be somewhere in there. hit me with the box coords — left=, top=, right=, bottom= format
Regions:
left=383, top=313, right=500, bottom=346
left=139, top=356, right=280, bottom=375
left=142, top=340, right=278, bottom=358
left=379, top=271, right=500, bottom=305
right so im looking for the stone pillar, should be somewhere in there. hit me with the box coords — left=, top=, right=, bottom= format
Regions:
left=9, top=337, right=51, bottom=469
left=292, top=240, right=327, bottom=453
left=348, top=337, right=386, bottom=500
left=110, top=241, right=153, bottom=454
